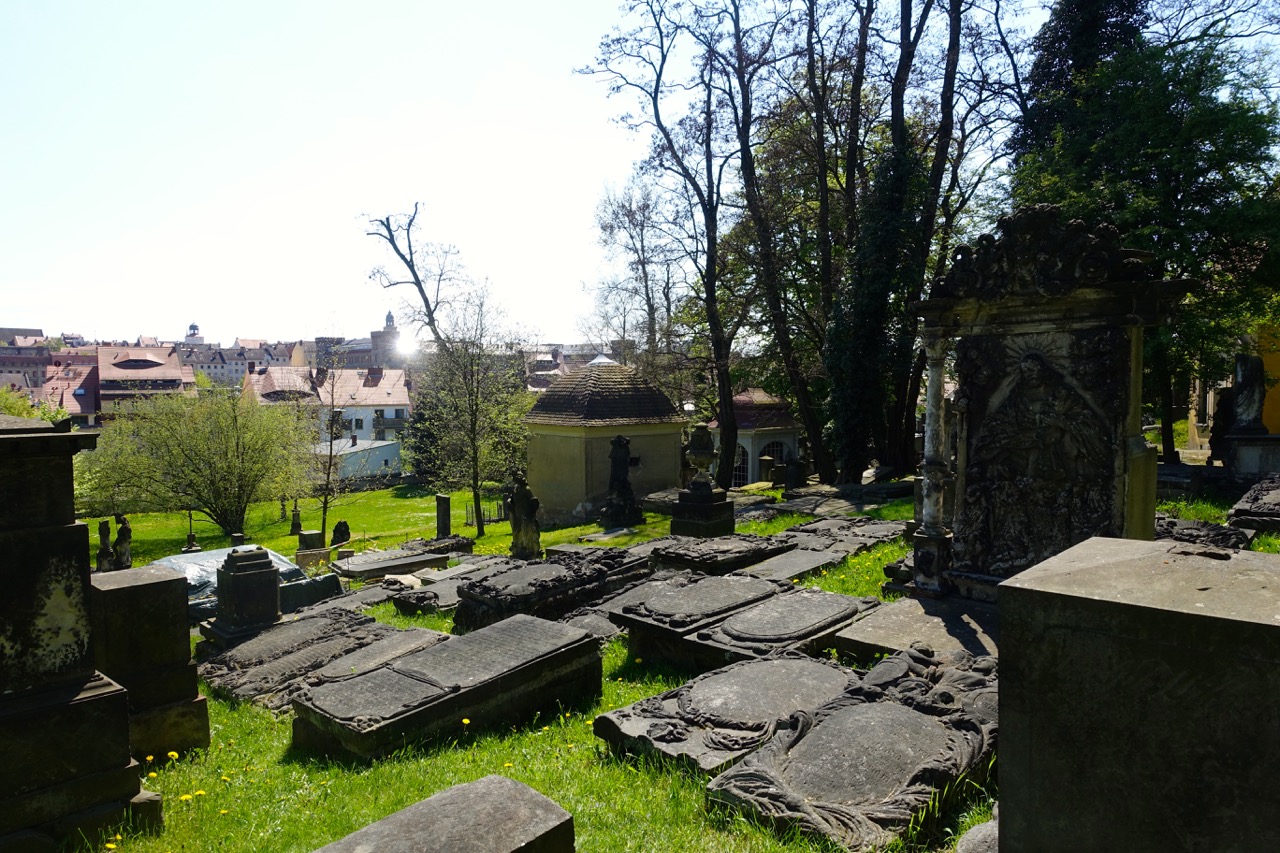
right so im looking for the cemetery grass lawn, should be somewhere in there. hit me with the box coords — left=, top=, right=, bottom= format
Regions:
left=118, top=638, right=989, bottom=853
left=92, top=487, right=989, bottom=852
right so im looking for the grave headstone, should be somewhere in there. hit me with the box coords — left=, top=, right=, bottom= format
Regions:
left=292, top=615, right=602, bottom=759
left=1000, top=537, right=1280, bottom=852
left=670, top=423, right=735, bottom=537
left=198, top=546, right=281, bottom=649
left=436, top=494, right=452, bottom=538
left=707, top=646, right=997, bottom=852
left=909, top=206, right=1186, bottom=599
left=96, top=518, right=115, bottom=572
left=89, top=565, right=210, bottom=758
left=312, top=775, right=573, bottom=853
left=330, top=519, right=351, bottom=547
left=0, top=415, right=159, bottom=847
left=598, top=434, right=645, bottom=529
left=595, top=655, right=861, bottom=773
left=298, top=529, right=325, bottom=551
left=506, top=472, right=542, bottom=560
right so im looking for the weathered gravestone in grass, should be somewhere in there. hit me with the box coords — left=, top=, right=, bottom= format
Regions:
left=0, top=416, right=160, bottom=847
left=198, top=546, right=281, bottom=650
left=594, top=654, right=861, bottom=773
left=648, top=533, right=793, bottom=576
left=707, top=645, right=997, bottom=852
left=613, top=574, right=787, bottom=671
left=728, top=547, right=845, bottom=583
left=558, top=568, right=689, bottom=639
left=1000, top=537, right=1280, bottom=852
left=199, top=608, right=429, bottom=710
left=393, top=558, right=515, bottom=615
left=1226, top=474, right=1280, bottom=531
left=291, top=615, right=601, bottom=759
left=684, top=587, right=880, bottom=665
left=453, top=548, right=651, bottom=632
left=336, top=545, right=449, bottom=581
left=314, top=775, right=574, bottom=853
left=89, top=564, right=210, bottom=758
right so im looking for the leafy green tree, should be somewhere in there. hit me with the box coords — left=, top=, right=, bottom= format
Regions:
left=0, top=386, right=67, bottom=422
left=77, top=390, right=313, bottom=536
left=1011, top=14, right=1280, bottom=456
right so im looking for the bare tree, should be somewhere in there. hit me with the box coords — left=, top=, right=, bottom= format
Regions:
left=367, top=203, right=466, bottom=347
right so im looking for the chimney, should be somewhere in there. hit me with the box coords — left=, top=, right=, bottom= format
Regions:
left=351, top=434, right=358, bottom=447
left=248, top=361, right=255, bottom=374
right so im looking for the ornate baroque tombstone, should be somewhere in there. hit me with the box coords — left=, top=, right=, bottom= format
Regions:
left=903, top=205, right=1189, bottom=599
left=599, top=434, right=645, bottom=529
left=670, top=423, right=735, bottom=537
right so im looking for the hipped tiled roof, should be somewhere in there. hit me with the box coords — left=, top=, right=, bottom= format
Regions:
left=709, top=388, right=799, bottom=431
left=525, top=360, right=685, bottom=426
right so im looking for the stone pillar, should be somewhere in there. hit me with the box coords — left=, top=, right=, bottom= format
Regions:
left=911, top=334, right=952, bottom=596
left=436, top=494, right=451, bottom=538
left=0, top=415, right=160, bottom=847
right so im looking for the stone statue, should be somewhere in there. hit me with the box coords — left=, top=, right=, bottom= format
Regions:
left=112, top=514, right=132, bottom=570
left=600, top=435, right=644, bottom=529
left=96, top=519, right=115, bottom=572
left=1207, top=387, right=1235, bottom=467
left=1233, top=352, right=1268, bottom=435
left=608, top=435, right=632, bottom=495
left=505, top=472, right=541, bottom=560
left=331, top=519, right=351, bottom=547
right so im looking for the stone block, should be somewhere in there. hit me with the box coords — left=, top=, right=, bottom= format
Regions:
left=831, top=596, right=999, bottom=665
left=336, top=548, right=449, bottom=581
left=295, top=548, right=332, bottom=571
left=595, top=655, right=861, bottom=773
left=89, top=565, right=190, bottom=679
left=313, top=775, right=573, bottom=853
left=686, top=588, right=880, bottom=665
left=280, top=572, right=343, bottom=613
left=0, top=675, right=131, bottom=801
left=112, top=662, right=198, bottom=711
left=707, top=646, right=997, bottom=852
left=669, top=495, right=735, bottom=537
left=130, top=696, right=210, bottom=759
left=999, top=537, right=1280, bottom=853
left=292, top=615, right=601, bottom=760
left=298, top=530, right=325, bottom=550
left=648, top=534, right=793, bottom=575
left=729, top=548, right=845, bottom=583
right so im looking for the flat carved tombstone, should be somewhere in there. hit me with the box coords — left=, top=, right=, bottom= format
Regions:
left=313, top=775, right=573, bottom=853
left=687, top=588, right=880, bottom=664
left=595, top=655, right=861, bottom=773
left=1226, top=475, right=1280, bottom=531
left=649, top=534, right=793, bottom=576
left=707, top=646, right=998, bottom=852
left=730, top=548, right=846, bottom=583
left=292, top=615, right=601, bottom=759
left=615, top=574, right=787, bottom=671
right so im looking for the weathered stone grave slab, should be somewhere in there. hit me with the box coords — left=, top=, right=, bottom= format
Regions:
left=649, top=534, right=793, bottom=575
left=412, top=555, right=504, bottom=584
left=1226, top=475, right=1280, bottom=531
left=395, top=560, right=516, bottom=615
left=314, top=774, right=573, bottom=853
left=832, top=595, right=999, bottom=664
left=789, top=516, right=907, bottom=543
left=614, top=574, right=787, bottom=671
left=730, top=548, right=845, bottom=583
left=454, top=549, right=651, bottom=632
left=769, top=495, right=868, bottom=516
left=292, top=615, right=602, bottom=759
left=558, top=569, right=689, bottom=639
left=199, top=609, right=409, bottom=708
left=707, top=646, right=997, bottom=852
left=624, top=534, right=692, bottom=561
left=1000, top=537, right=1280, bottom=852
left=686, top=588, right=880, bottom=665
left=335, top=547, right=449, bottom=581
left=595, top=655, right=860, bottom=773
left=290, top=582, right=398, bottom=617
left=1154, top=512, right=1253, bottom=549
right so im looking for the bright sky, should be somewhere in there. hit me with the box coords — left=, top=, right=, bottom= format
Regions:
left=0, top=0, right=647, bottom=348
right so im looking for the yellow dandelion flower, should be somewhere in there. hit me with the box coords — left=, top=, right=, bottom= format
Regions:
left=105, top=845, right=116, bottom=851
left=567, top=744, right=575, bottom=749
left=542, top=726, right=549, bottom=731
left=461, top=718, right=470, bottom=725
left=219, top=809, right=230, bottom=815
left=167, top=751, right=179, bottom=760
left=115, top=836, right=123, bottom=842
left=195, top=790, right=206, bottom=796
left=634, top=657, right=642, bottom=664
left=179, top=794, right=192, bottom=802
left=145, top=755, right=154, bottom=762
left=503, top=762, right=513, bottom=767
left=148, top=772, right=157, bottom=778
left=221, top=776, right=231, bottom=782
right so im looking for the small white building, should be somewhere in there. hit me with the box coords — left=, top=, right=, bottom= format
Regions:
left=708, top=388, right=802, bottom=487
left=317, top=436, right=403, bottom=481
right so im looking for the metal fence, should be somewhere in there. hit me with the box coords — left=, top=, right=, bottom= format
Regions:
left=464, top=500, right=508, bottom=527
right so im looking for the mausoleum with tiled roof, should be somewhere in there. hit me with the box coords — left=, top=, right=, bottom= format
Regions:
left=525, top=357, right=686, bottom=523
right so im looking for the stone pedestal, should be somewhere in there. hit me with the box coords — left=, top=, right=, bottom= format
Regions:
left=669, top=482, right=734, bottom=538
left=435, top=494, right=451, bottom=537
left=89, top=565, right=210, bottom=758
left=0, top=415, right=158, bottom=847
left=298, top=529, right=324, bottom=550
left=1227, top=433, right=1280, bottom=477
left=1000, top=537, right=1280, bottom=852
left=200, top=546, right=281, bottom=649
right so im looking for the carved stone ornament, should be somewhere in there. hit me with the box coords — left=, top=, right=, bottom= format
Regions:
left=707, top=644, right=997, bottom=852
left=594, top=654, right=861, bottom=773
left=933, top=204, right=1153, bottom=302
